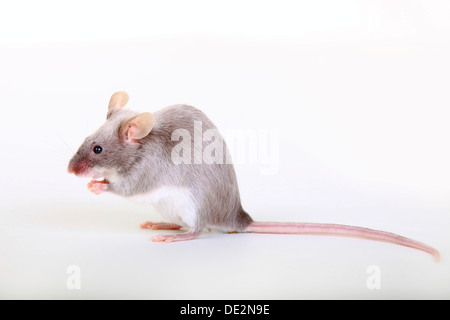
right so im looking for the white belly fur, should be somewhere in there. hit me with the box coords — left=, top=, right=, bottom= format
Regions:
left=129, top=186, right=198, bottom=228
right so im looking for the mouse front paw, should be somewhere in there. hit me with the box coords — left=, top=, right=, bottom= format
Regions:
left=87, top=180, right=109, bottom=195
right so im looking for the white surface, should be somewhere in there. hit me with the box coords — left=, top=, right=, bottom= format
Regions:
left=1, top=1, right=450, bottom=299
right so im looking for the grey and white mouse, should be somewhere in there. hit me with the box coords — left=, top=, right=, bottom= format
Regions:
left=68, top=91, right=440, bottom=261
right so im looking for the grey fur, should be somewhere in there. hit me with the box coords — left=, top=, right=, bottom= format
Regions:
left=68, top=104, right=253, bottom=233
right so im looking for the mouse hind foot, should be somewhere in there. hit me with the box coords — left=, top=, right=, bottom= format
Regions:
left=151, top=230, right=201, bottom=243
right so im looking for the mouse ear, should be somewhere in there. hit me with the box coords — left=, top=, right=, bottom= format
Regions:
left=107, top=91, right=129, bottom=119
left=120, top=112, right=155, bottom=142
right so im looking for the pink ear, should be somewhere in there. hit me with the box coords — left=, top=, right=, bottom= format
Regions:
left=122, top=112, right=154, bottom=142
left=107, top=91, right=129, bottom=119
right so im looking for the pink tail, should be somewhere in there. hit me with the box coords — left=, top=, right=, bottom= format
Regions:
left=246, top=221, right=440, bottom=262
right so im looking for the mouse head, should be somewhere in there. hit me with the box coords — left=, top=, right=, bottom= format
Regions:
left=68, top=91, right=154, bottom=181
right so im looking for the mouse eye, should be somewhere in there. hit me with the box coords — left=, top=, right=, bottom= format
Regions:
left=93, top=146, right=103, bottom=154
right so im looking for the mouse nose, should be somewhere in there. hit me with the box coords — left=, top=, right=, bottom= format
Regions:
left=67, top=163, right=75, bottom=174
left=68, top=156, right=92, bottom=176
left=67, top=158, right=77, bottom=174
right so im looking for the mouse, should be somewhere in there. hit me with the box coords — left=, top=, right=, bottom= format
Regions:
left=68, top=91, right=440, bottom=261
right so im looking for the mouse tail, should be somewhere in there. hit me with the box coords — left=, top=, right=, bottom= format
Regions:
left=245, top=221, right=440, bottom=262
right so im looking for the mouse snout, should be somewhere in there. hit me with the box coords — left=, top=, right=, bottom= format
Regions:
left=68, top=155, right=92, bottom=176
left=67, top=159, right=78, bottom=175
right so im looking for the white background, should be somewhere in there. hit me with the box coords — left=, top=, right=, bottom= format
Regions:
left=0, top=0, right=449, bottom=299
